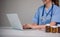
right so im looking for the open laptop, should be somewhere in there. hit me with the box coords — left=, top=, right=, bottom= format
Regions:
left=6, top=13, right=23, bottom=30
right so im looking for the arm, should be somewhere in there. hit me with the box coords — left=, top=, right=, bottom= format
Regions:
left=23, top=23, right=46, bottom=29
left=31, top=22, right=56, bottom=29
left=30, top=23, right=46, bottom=29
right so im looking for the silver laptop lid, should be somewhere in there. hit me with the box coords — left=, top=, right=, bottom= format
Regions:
left=6, top=13, right=23, bottom=30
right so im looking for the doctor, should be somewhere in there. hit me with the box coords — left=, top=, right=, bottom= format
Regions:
left=23, top=0, right=60, bottom=29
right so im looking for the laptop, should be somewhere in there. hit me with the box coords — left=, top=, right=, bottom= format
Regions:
left=6, top=13, right=23, bottom=30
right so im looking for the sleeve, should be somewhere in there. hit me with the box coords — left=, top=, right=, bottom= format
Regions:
left=32, top=8, right=39, bottom=24
left=51, top=8, right=60, bottom=23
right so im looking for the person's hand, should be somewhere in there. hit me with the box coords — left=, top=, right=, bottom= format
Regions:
left=23, top=24, right=38, bottom=29
left=23, top=24, right=32, bottom=29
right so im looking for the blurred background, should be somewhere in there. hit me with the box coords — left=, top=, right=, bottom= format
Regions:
left=0, top=0, right=60, bottom=27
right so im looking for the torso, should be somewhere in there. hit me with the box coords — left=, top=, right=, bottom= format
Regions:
left=38, top=4, right=60, bottom=25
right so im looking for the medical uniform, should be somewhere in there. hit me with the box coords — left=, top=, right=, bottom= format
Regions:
left=32, top=4, right=60, bottom=25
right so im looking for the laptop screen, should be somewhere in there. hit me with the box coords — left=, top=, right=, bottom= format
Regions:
left=6, top=13, right=23, bottom=30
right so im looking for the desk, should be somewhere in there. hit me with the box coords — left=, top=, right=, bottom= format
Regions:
left=0, top=27, right=60, bottom=37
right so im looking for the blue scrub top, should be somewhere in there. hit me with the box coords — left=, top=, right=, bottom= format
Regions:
left=32, top=4, right=60, bottom=25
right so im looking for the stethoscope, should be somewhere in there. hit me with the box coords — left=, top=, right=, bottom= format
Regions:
left=42, top=4, right=53, bottom=17
left=37, top=4, right=54, bottom=25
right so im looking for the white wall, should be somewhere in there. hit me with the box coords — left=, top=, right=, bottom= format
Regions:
left=0, top=0, right=43, bottom=27
left=59, top=0, right=60, bottom=5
